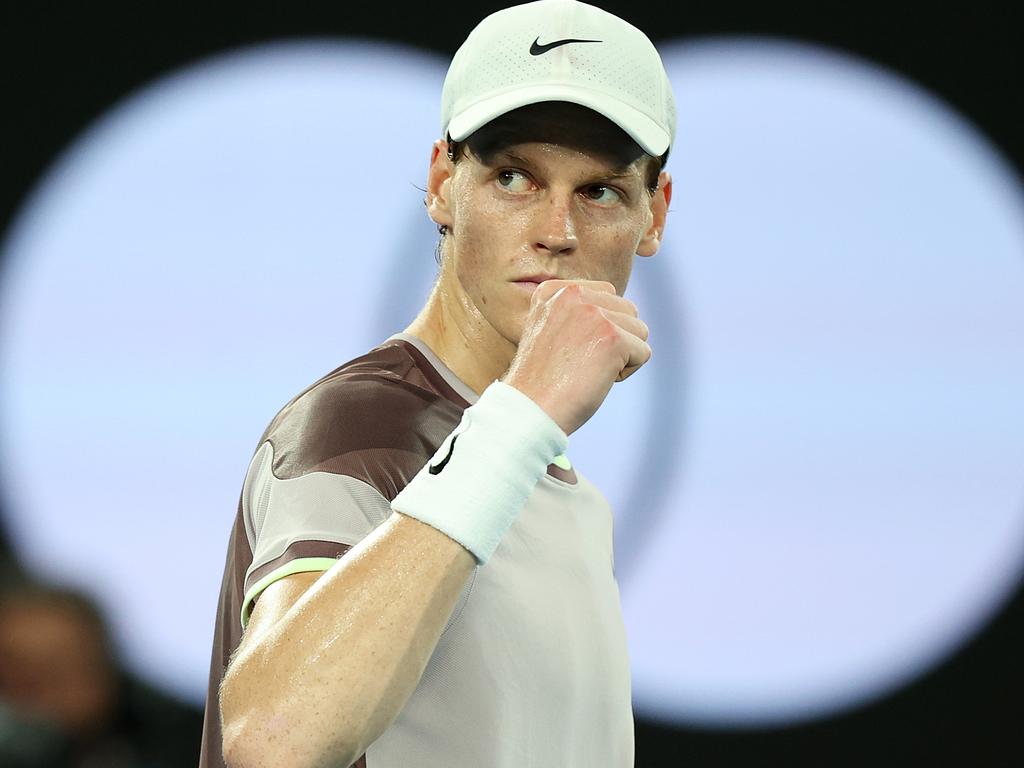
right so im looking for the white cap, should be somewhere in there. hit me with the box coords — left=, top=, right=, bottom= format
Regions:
left=441, top=0, right=677, bottom=157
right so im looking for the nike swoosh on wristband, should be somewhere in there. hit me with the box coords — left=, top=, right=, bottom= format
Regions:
left=529, top=37, right=602, bottom=55
left=428, top=433, right=459, bottom=475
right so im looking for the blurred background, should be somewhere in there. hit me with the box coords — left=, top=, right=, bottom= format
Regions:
left=1, top=2, right=1022, bottom=766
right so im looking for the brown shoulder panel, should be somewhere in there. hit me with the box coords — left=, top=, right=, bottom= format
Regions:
left=259, top=341, right=468, bottom=501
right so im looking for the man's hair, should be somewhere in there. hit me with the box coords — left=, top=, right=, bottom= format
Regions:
left=433, top=101, right=667, bottom=251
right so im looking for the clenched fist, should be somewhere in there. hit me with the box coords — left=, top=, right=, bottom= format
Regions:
left=501, top=279, right=651, bottom=437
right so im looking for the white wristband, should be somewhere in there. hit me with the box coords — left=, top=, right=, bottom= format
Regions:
left=390, top=380, right=569, bottom=564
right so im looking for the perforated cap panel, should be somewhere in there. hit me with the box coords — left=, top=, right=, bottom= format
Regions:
left=441, top=0, right=676, bottom=156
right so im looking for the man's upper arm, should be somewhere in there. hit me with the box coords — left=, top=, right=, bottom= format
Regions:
left=234, top=570, right=325, bottom=661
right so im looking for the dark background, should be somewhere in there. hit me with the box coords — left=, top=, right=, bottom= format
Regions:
left=1, top=2, right=1021, bottom=766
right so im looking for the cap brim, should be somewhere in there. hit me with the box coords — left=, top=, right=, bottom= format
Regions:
left=446, top=84, right=670, bottom=157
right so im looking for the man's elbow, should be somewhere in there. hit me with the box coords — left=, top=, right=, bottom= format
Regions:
left=222, top=714, right=362, bottom=768
left=220, top=710, right=263, bottom=768
left=220, top=690, right=281, bottom=768
left=220, top=678, right=362, bottom=768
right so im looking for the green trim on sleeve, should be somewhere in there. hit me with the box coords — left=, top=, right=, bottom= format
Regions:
left=552, top=453, right=572, bottom=471
left=240, top=557, right=340, bottom=630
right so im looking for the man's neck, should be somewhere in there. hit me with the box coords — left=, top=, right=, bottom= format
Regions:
left=404, top=278, right=516, bottom=397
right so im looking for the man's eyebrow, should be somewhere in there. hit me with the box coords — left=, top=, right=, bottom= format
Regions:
left=484, top=150, right=533, bottom=167
left=591, top=167, right=640, bottom=182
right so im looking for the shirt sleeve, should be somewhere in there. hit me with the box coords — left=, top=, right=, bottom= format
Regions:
left=238, top=439, right=395, bottom=629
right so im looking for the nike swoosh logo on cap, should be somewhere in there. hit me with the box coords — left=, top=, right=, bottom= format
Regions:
left=529, top=37, right=602, bottom=56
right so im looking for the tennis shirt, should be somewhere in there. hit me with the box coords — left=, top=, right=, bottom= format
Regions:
left=199, top=331, right=634, bottom=767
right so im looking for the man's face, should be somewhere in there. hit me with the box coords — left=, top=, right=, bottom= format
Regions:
left=432, top=135, right=667, bottom=347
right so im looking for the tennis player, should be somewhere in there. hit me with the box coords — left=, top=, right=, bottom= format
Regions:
left=201, top=1, right=675, bottom=765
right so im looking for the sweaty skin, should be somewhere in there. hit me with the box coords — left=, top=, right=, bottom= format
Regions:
left=406, top=136, right=671, bottom=395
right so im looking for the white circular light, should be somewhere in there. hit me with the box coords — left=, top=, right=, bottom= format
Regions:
left=0, top=39, right=448, bottom=704
left=624, top=36, right=1024, bottom=726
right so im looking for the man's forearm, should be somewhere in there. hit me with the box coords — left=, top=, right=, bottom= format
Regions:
left=219, top=511, right=475, bottom=768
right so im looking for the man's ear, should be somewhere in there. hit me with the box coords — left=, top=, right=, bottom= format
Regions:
left=426, top=139, right=455, bottom=232
left=637, top=170, right=673, bottom=257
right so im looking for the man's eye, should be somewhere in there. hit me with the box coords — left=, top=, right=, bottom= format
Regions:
left=583, top=185, right=623, bottom=204
left=496, top=169, right=531, bottom=191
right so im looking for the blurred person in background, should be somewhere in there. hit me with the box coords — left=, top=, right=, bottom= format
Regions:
left=0, top=577, right=204, bottom=767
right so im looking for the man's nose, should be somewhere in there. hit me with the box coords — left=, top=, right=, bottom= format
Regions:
left=532, top=192, right=578, bottom=255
